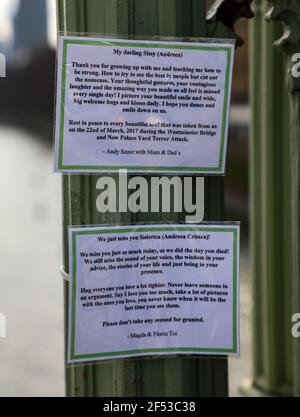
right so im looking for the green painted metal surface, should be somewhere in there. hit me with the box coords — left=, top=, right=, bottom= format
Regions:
left=265, top=0, right=300, bottom=397
left=56, top=0, right=249, bottom=397
left=245, top=0, right=294, bottom=396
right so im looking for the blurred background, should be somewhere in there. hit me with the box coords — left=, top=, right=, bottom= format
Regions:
left=0, top=0, right=251, bottom=396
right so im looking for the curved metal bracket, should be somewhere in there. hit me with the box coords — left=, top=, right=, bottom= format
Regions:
left=206, top=0, right=254, bottom=47
left=266, top=0, right=300, bottom=93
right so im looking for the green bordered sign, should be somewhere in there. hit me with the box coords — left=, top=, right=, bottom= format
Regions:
left=68, top=224, right=240, bottom=363
left=54, top=36, right=234, bottom=174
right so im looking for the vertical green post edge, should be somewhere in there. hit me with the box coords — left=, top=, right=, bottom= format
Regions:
left=240, top=0, right=294, bottom=397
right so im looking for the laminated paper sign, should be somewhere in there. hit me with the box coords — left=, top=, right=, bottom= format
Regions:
left=54, top=36, right=234, bottom=173
left=67, top=224, right=240, bottom=362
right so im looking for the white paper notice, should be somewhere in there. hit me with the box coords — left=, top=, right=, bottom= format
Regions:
left=54, top=36, right=234, bottom=173
left=67, top=224, right=239, bottom=363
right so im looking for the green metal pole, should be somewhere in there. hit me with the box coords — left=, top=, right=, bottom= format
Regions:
left=56, top=0, right=250, bottom=397
left=265, top=0, right=300, bottom=397
left=241, top=0, right=294, bottom=396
